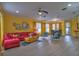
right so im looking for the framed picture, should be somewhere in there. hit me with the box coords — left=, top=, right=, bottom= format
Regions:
left=13, top=22, right=29, bottom=30
left=15, top=24, right=22, bottom=30
left=22, top=22, right=29, bottom=30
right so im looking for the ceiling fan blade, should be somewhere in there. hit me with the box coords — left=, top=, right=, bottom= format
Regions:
left=38, top=8, right=48, bottom=14
left=43, top=10, right=48, bottom=14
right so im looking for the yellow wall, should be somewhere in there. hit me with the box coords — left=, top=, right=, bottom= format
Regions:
left=71, top=16, right=79, bottom=36
left=41, top=22, right=46, bottom=34
left=0, top=5, right=4, bottom=47
left=0, top=13, right=4, bottom=47
left=61, top=21, right=65, bottom=36
left=4, top=12, right=36, bottom=34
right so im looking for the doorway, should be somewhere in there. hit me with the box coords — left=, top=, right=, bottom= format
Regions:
left=65, top=22, right=71, bottom=35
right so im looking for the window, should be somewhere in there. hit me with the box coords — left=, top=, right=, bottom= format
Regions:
left=46, top=24, right=49, bottom=32
left=56, top=23, right=59, bottom=30
left=52, top=24, right=55, bottom=30
left=52, top=23, right=59, bottom=30
left=66, top=22, right=70, bottom=28
left=36, top=23, right=41, bottom=33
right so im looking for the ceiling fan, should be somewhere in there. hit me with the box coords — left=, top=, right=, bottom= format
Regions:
left=36, top=8, right=48, bottom=18
left=38, top=8, right=48, bottom=14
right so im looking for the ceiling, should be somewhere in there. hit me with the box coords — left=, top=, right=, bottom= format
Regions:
left=1, top=2, right=79, bottom=21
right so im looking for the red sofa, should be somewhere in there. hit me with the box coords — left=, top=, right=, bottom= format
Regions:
left=3, top=38, right=20, bottom=49
left=16, top=32, right=30, bottom=41
left=6, top=32, right=30, bottom=41
left=3, top=32, right=30, bottom=49
left=3, top=32, right=38, bottom=49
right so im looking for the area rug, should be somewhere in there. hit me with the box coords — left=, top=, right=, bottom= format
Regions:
left=21, top=41, right=30, bottom=46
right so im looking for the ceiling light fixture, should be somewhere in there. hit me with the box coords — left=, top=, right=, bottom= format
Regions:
left=38, top=12, right=42, bottom=15
left=37, top=8, right=48, bottom=18
left=68, top=4, right=71, bottom=6
left=16, top=10, right=19, bottom=14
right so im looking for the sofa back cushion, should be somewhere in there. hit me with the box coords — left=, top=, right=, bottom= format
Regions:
left=4, top=32, right=30, bottom=41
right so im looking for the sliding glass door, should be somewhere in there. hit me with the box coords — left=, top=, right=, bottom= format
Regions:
left=36, top=23, right=41, bottom=33
left=52, top=23, right=59, bottom=30
left=46, top=24, right=49, bottom=33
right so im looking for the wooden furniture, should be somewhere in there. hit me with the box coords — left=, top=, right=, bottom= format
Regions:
left=24, top=33, right=39, bottom=43
left=24, top=36, right=37, bottom=43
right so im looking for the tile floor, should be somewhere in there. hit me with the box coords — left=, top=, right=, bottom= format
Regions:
left=2, top=35, right=79, bottom=56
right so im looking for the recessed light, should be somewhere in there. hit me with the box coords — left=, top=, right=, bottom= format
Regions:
left=68, top=4, right=71, bottom=6
left=16, top=10, right=19, bottom=14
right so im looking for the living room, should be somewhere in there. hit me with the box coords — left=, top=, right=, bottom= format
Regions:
left=0, top=2, right=79, bottom=56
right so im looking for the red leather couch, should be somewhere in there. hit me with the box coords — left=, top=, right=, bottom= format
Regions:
left=3, top=32, right=30, bottom=49
left=6, top=32, right=30, bottom=41
left=3, top=32, right=38, bottom=49
left=16, top=32, right=30, bottom=41
left=4, top=38, right=20, bottom=49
